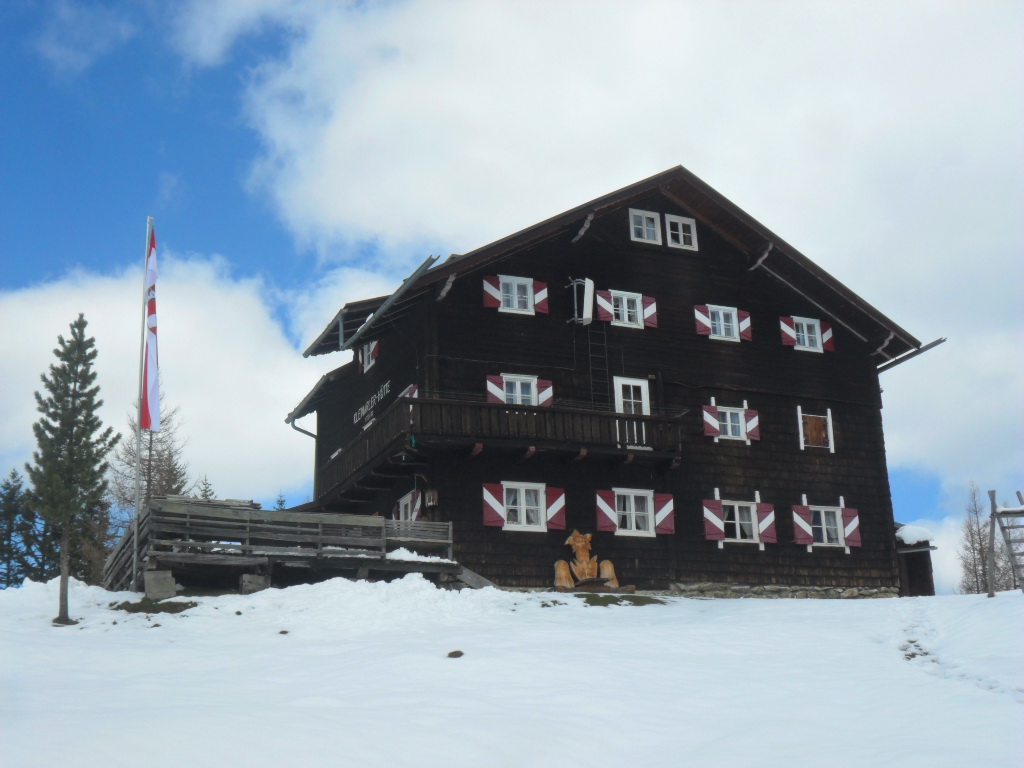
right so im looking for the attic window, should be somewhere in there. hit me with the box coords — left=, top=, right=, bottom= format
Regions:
left=629, top=209, right=662, bottom=244
left=665, top=214, right=698, bottom=251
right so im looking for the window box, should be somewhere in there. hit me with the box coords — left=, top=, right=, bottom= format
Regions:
left=702, top=491, right=776, bottom=550
left=482, top=275, right=549, bottom=314
left=797, top=405, right=834, bottom=453
left=702, top=398, right=760, bottom=444
left=629, top=209, right=662, bottom=244
left=482, top=482, right=565, bottom=531
left=665, top=214, right=698, bottom=251
left=596, top=489, right=674, bottom=535
left=780, top=315, right=834, bottom=351
left=694, top=305, right=751, bottom=341
left=486, top=374, right=553, bottom=406
left=793, top=497, right=861, bottom=553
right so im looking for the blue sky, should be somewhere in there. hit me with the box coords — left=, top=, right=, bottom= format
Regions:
left=1, top=1, right=1022, bottom=593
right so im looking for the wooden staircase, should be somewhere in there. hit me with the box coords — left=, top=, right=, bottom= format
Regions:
left=988, top=489, right=1024, bottom=595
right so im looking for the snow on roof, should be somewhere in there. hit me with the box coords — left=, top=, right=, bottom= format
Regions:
left=896, top=524, right=934, bottom=546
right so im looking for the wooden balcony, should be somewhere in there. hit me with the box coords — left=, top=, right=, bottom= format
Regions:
left=318, top=396, right=685, bottom=503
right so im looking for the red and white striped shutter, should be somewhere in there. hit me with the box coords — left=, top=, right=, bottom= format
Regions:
left=483, top=483, right=505, bottom=526
left=702, top=405, right=720, bottom=437
left=780, top=316, right=797, bottom=346
left=369, top=339, right=380, bottom=360
left=738, top=310, right=752, bottom=341
left=411, top=490, right=422, bottom=521
left=596, top=490, right=617, bottom=532
left=745, top=409, right=760, bottom=441
left=483, top=276, right=502, bottom=308
left=538, top=379, right=553, bottom=406
left=703, top=499, right=725, bottom=541
left=842, top=507, right=861, bottom=547
left=533, top=281, right=549, bottom=314
left=757, top=503, right=777, bottom=543
left=546, top=487, right=566, bottom=530
left=821, top=322, right=835, bottom=351
left=792, top=506, right=814, bottom=545
left=595, top=290, right=613, bottom=322
left=654, top=493, right=674, bottom=534
left=694, top=305, right=712, bottom=335
left=642, top=296, right=658, bottom=328
left=485, top=375, right=505, bottom=404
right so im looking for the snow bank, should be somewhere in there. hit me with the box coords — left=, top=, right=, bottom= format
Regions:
left=1, top=578, right=1021, bottom=768
left=896, top=524, right=934, bottom=545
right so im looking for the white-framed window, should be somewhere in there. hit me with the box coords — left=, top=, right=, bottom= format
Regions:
left=396, top=491, right=419, bottom=522
left=722, top=501, right=757, bottom=542
left=793, top=316, right=822, bottom=352
left=359, top=340, right=379, bottom=373
left=810, top=506, right=843, bottom=546
left=629, top=209, right=662, bottom=245
left=499, top=275, right=534, bottom=314
left=797, top=406, right=834, bottom=453
left=707, top=305, right=738, bottom=341
left=611, top=290, right=643, bottom=328
left=502, top=374, right=537, bottom=406
left=614, top=488, right=655, bottom=537
left=502, top=481, right=547, bottom=532
left=665, top=214, right=698, bottom=251
left=717, top=407, right=746, bottom=440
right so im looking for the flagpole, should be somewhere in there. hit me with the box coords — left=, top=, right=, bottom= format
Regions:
left=131, top=216, right=154, bottom=592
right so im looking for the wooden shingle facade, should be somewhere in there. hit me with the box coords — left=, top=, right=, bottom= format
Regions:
left=287, top=166, right=934, bottom=591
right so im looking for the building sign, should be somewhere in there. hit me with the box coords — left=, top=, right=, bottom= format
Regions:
left=353, top=380, right=391, bottom=425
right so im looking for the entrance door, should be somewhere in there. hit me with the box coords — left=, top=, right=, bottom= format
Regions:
left=613, top=377, right=650, bottom=448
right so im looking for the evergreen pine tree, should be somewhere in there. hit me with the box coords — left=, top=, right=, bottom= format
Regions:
left=25, top=315, right=119, bottom=624
left=0, top=470, right=31, bottom=588
left=197, top=475, right=216, bottom=500
left=274, top=492, right=287, bottom=511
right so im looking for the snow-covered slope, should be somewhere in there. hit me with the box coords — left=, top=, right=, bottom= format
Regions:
left=2, top=578, right=1021, bottom=768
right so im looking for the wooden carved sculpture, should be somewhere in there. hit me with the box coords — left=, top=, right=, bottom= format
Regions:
left=565, top=530, right=598, bottom=581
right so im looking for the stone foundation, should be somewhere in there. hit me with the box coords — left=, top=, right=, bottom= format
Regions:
left=668, top=582, right=899, bottom=599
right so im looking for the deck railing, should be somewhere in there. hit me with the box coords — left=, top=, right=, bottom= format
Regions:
left=318, top=396, right=684, bottom=499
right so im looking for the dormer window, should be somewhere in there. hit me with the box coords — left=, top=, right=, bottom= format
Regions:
left=629, top=209, right=662, bottom=244
left=665, top=214, right=698, bottom=251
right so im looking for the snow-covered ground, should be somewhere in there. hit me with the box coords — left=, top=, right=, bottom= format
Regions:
left=2, top=578, right=1021, bottom=768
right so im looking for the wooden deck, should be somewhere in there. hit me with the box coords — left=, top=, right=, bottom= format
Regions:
left=318, top=396, right=686, bottom=501
left=103, top=496, right=456, bottom=593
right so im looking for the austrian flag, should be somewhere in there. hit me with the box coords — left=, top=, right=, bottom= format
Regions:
left=140, top=227, right=160, bottom=431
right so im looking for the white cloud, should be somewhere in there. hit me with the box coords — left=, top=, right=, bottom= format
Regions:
left=904, top=515, right=964, bottom=596
left=0, top=256, right=393, bottom=508
left=34, top=0, right=136, bottom=75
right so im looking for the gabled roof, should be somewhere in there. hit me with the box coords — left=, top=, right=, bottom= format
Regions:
left=302, top=165, right=932, bottom=363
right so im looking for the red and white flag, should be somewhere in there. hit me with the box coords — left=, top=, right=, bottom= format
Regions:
left=140, top=227, right=160, bottom=431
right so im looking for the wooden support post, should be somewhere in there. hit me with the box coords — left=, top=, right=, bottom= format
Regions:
left=987, top=489, right=997, bottom=598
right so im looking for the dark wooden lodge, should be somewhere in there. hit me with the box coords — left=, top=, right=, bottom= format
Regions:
left=286, top=166, right=939, bottom=593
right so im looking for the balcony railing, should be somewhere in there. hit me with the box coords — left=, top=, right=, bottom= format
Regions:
left=318, top=397, right=684, bottom=500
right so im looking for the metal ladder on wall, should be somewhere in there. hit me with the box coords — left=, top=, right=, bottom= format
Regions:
left=588, top=322, right=611, bottom=409
left=988, top=489, right=1024, bottom=595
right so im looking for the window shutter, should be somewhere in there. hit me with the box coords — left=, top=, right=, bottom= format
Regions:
left=546, top=487, right=566, bottom=530
left=792, top=506, right=814, bottom=545
left=654, top=493, right=675, bottom=534
left=744, top=409, right=760, bottom=441
left=780, top=316, right=797, bottom=346
left=595, top=290, right=613, bottom=322
left=483, top=483, right=505, bottom=526
left=538, top=379, right=553, bottom=406
left=485, top=375, right=505, bottom=404
left=738, top=310, right=752, bottom=341
left=702, top=499, right=725, bottom=541
left=694, top=305, right=712, bottom=336
left=483, top=276, right=502, bottom=308
left=596, top=490, right=617, bottom=532
left=369, top=339, right=380, bottom=360
left=642, top=296, right=658, bottom=328
left=821, top=322, right=835, bottom=351
left=702, top=405, right=720, bottom=437
left=411, top=490, right=422, bottom=521
left=757, top=503, right=777, bottom=543
left=842, top=507, right=861, bottom=547
left=533, top=280, right=549, bottom=314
